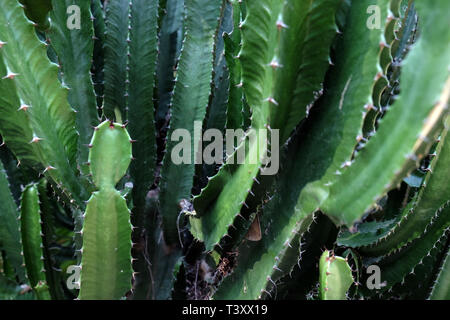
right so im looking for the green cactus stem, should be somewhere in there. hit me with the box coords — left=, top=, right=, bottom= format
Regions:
left=319, top=250, right=354, bottom=300
left=78, top=121, right=133, bottom=300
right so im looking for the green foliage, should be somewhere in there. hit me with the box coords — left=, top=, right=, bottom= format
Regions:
left=0, top=0, right=449, bottom=301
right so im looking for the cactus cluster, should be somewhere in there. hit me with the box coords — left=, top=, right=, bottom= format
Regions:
left=0, top=0, right=449, bottom=300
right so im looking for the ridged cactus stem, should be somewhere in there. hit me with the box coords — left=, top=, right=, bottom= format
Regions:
left=319, top=250, right=354, bottom=300
left=78, top=121, right=133, bottom=300
left=20, top=184, right=51, bottom=300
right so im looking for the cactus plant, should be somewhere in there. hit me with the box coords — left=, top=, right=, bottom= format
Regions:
left=0, top=0, right=449, bottom=301
left=319, top=250, right=353, bottom=300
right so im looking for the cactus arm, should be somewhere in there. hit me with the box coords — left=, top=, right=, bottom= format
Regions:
left=20, top=184, right=51, bottom=300
left=155, top=0, right=185, bottom=127
left=18, top=0, right=52, bottom=31
left=88, top=122, right=132, bottom=189
left=319, top=250, right=353, bottom=300
left=78, top=190, right=133, bottom=299
left=127, top=0, right=159, bottom=299
left=20, top=184, right=43, bottom=287
left=128, top=0, right=158, bottom=223
left=0, top=160, right=26, bottom=282
left=91, top=0, right=106, bottom=109
left=306, top=0, right=388, bottom=188
left=159, top=0, right=222, bottom=245
left=78, top=121, right=133, bottom=300
left=0, top=0, right=89, bottom=207
left=223, top=0, right=243, bottom=130
left=272, top=0, right=342, bottom=143
left=359, top=121, right=450, bottom=256
left=237, top=0, right=283, bottom=129
left=203, top=1, right=231, bottom=135
left=103, top=0, right=130, bottom=121
left=197, top=1, right=231, bottom=182
left=429, top=247, right=450, bottom=300
left=48, top=0, right=99, bottom=175
left=322, top=0, right=450, bottom=226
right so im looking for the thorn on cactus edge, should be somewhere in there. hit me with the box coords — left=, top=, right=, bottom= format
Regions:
left=43, top=166, right=56, bottom=173
left=276, top=19, right=288, bottom=31
left=18, top=104, right=30, bottom=112
left=30, top=136, right=42, bottom=144
left=2, top=72, right=19, bottom=79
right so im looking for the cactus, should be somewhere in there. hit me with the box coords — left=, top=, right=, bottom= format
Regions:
left=19, top=184, right=51, bottom=300
left=319, top=250, right=354, bottom=300
left=78, top=121, right=133, bottom=300
left=0, top=0, right=449, bottom=301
